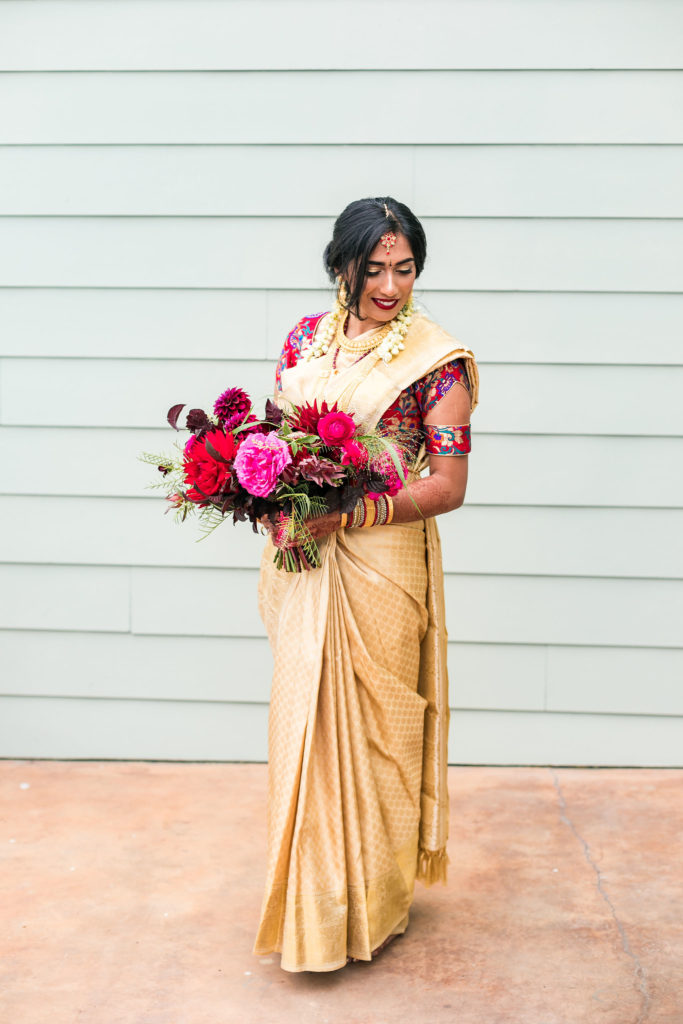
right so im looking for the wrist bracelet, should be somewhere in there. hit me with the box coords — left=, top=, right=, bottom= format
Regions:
left=348, top=494, right=394, bottom=529
left=339, top=511, right=348, bottom=529
left=350, top=499, right=366, bottom=528
left=350, top=495, right=398, bottom=528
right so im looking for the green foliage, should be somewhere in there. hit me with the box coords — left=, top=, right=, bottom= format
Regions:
left=277, top=418, right=323, bottom=457
left=277, top=483, right=328, bottom=520
left=195, top=505, right=227, bottom=541
left=138, top=448, right=186, bottom=494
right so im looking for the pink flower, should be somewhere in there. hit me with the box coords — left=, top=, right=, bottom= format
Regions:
left=317, top=410, right=357, bottom=446
left=164, top=492, right=184, bottom=514
left=368, top=448, right=407, bottom=498
left=341, top=439, right=369, bottom=469
left=233, top=431, right=292, bottom=497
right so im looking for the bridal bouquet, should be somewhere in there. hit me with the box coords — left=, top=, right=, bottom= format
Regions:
left=140, top=387, right=408, bottom=571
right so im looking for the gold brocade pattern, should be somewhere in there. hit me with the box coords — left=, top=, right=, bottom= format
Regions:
left=253, top=313, right=479, bottom=972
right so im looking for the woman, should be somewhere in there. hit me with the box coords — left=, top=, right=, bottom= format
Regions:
left=253, top=197, right=479, bottom=972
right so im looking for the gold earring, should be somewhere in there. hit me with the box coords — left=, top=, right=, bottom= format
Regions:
left=337, top=278, right=348, bottom=306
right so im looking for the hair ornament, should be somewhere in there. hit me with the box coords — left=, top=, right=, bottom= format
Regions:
left=380, top=230, right=397, bottom=255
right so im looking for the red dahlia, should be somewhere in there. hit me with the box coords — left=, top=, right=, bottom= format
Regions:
left=183, top=428, right=238, bottom=502
left=290, top=399, right=341, bottom=435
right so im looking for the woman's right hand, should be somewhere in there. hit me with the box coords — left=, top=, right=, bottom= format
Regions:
left=259, top=514, right=280, bottom=544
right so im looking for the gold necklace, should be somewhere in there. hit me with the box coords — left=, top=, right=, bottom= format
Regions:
left=335, top=315, right=395, bottom=355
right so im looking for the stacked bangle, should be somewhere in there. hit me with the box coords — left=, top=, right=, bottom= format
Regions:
left=350, top=498, right=368, bottom=528
left=373, top=496, right=387, bottom=526
left=348, top=493, right=394, bottom=529
left=363, top=497, right=376, bottom=525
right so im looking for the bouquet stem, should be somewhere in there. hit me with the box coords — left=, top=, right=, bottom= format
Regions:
left=273, top=543, right=321, bottom=573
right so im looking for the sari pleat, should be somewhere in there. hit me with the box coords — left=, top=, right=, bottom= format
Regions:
left=254, top=522, right=429, bottom=971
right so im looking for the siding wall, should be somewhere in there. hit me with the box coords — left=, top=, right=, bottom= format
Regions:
left=1, top=0, right=682, bottom=765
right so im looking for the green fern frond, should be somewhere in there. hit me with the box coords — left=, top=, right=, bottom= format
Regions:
left=195, top=506, right=227, bottom=541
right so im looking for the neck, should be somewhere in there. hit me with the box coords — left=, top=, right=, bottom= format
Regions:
left=343, top=310, right=386, bottom=340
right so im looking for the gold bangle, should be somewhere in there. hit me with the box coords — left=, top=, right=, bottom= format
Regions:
left=350, top=499, right=365, bottom=528
left=339, top=511, right=348, bottom=529
left=364, top=496, right=377, bottom=527
left=385, top=494, right=394, bottom=525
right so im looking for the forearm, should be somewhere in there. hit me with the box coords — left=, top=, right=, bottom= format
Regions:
left=388, top=467, right=466, bottom=524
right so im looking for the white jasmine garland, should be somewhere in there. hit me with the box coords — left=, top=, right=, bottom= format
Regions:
left=303, top=294, right=416, bottom=364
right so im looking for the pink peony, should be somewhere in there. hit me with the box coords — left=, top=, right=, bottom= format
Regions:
left=233, top=431, right=292, bottom=497
left=317, top=410, right=357, bottom=446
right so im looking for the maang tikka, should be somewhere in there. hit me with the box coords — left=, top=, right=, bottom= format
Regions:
left=381, top=202, right=397, bottom=255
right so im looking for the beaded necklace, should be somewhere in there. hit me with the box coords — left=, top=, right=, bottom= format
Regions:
left=303, top=293, right=415, bottom=365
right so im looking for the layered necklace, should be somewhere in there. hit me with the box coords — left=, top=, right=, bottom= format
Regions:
left=303, top=293, right=416, bottom=368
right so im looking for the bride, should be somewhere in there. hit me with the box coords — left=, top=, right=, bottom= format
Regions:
left=253, top=196, right=479, bottom=972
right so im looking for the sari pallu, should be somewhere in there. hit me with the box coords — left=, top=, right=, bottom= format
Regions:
left=253, top=313, right=479, bottom=972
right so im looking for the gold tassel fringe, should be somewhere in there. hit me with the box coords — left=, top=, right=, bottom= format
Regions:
left=416, top=846, right=449, bottom=886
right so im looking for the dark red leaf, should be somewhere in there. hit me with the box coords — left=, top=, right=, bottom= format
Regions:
left=204, top=438, right=232, bottom=465
left=339, top=482, right=365, bottom=514
left=167, top=403, right=185, bottom=430
left=265, top=398, right=284, bottom=427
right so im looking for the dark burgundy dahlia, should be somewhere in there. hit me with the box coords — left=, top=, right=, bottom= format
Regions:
left=213, top=387, right=252, bottom=430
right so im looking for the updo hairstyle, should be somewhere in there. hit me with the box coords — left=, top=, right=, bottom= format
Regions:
left=323, top=197, right=427, bottom=320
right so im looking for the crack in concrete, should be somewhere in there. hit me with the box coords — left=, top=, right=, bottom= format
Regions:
left=550, top=769, right=651, bottom=1024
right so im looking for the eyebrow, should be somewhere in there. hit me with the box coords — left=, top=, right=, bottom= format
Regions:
left=367, top=257, right=415, bottom=266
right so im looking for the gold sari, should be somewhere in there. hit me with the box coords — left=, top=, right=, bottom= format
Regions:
left=253, top=313, right=479, bottom=972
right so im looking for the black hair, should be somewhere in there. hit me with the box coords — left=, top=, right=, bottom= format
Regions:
left=323, top=197, right=427, bottom=320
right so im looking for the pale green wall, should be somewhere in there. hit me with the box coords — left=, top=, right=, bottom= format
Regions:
left=1, top=0, right=682, bottom=765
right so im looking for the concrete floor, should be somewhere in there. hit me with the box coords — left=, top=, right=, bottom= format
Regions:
left=1, top=762, right=681, bottom=1024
